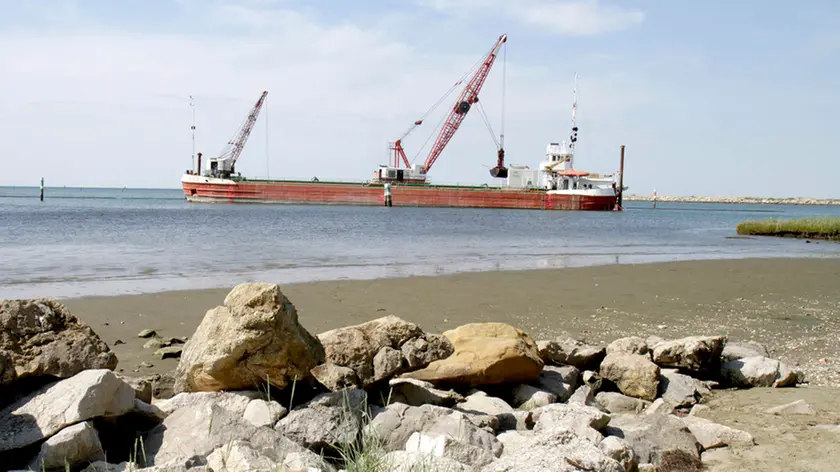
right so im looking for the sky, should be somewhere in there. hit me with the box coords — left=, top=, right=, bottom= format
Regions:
left=0, top=0, right=838, bottom=197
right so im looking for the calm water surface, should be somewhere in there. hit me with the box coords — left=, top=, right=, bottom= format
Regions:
left=2, top=186, right=839, bottom=299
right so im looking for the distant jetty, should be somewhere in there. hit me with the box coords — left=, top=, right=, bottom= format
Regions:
left=624, top=194, right=840, bottom=206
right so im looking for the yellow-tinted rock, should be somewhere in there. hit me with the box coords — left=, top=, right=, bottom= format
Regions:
left=401, top=323, right=543, bottom=388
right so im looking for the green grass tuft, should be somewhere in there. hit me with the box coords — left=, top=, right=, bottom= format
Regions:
left=736, top=217, right=840, bottom=241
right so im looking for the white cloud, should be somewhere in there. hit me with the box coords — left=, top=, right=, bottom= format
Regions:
left=419, top=0, right=644, bottom=35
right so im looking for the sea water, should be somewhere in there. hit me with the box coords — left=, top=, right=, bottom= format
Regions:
left=1, top=186, right=839, bottom=299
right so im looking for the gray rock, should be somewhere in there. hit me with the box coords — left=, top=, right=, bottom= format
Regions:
left=275, top=389, right=367, bottom=452
left=116, top=374, right=154, bottom=404
left=133, top=398, right=168, bottom=423
left=659, top=369, right=707, bottom=408
left=605, top=413, right=701, bottom=471
left=595, top=392, right=650, bottom=414
left=389, top=378, right=465, bottom=407
left=152, top=390, right=262, bottom=416
left=318, top=315, right=423, bottom=387
left=366, top=403, right=453, bottom=451
left=422, top=411, right=503, bottom=459
left=651, top=335, right=726, bottom=373
left=600, top=353, right=660, bottom=401
left=512, top=384, right=557, bottom=410
left=482, top=430, right=625, bottom=472
left=599, top=436, right=638, bottom=472
left=497, top=410, right=534, bottom=432
left=143, top=338, right=167, bottom=350
left=155, top=346, right=183, bottom=360
left=311, top=363, right=359, bottom=391
left=720, top=341, right=769, bottom=362
left=0, top=369, right=135, bottom=452
left=582, top=370, right=603, bottom=390
left=534, top=365, right=580, bottom=401
left=144, top=402, right=330, bottom=470
left=533, top=403, right=611, bottom=444
left=382, top=450, right=471, bottom=472
left=607, top=337, right=649, bottom=356
left=406, top=431, right=496, bottom=467
left=679, top=416, right=755, bottom=449
left=373, top=346, right=404, bottom=382
left=0, top=299, right=118, bottom=389
left=401, top=334, right=454, bottom=370
left=643, top=398, right=675, bottom=416
left=27, top=421, right=105, bottom=470
left=720, top=356, right=798, bottom=388
left=555, top=338, right=607, bottom=371
left=453, top=390, right=514, bottom=431
left=205, top=440, right=279, bottom=471
left=243, top=398, right=287, bottom=428
left=495, top=430, right=535, bottom=457
left=765, top=399, right=814, bottom=415
left=568, top=384, right=597, bottom=407
left=138, top=329, right=157, bottom=338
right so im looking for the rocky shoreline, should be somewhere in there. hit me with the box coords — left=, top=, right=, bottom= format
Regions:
left=624, top=195, right=840, bottom=206
left=0, top=283, right=830, bottom=472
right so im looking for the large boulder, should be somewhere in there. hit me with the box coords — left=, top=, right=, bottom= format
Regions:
left=453, top=390, right=527, bottom=431
left=0, top=299, right=117, bottom=390
left=605, top=414, right=701, bottom=471
left=418, top=411, right=503, bottom=462
left=599, top=436, right=638, bottom=472
left=317, top=315, right=424, bottom=387
left=719, top=356, right=798, bottom=388
left=406, top=431, right=496, bottom=467
left=533, top=403, right=611, bottom=444
left=152, top=390, right=262, bottom=416
left=242, top=398, right=287, bottom=428
left=275, top=389, right=368, bottom=452
left=600, top=353, right=660, bottom=401
left=0, top=369, right=136, bottom=452
left=174, top=283, right=325, bottom=393
left=651, top=336, right=726, bottom=374
left=402, top=323, right=544, bottom=388
left=606, top=337, right=649, bottom=356
left=482, top=430, right=625, bottom=472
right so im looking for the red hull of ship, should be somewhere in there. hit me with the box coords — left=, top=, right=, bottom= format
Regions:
left=182, top=179, right=617, bottom=211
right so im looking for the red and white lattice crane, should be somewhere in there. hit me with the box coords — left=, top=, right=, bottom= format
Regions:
left=387, top=34, right=508, bottom=180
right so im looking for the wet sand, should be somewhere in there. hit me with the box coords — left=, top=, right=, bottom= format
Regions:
left=58, top=257, right=840, bottom=471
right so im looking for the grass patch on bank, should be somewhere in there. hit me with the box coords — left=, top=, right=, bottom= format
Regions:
left=736, top=217, right=840, bottom=241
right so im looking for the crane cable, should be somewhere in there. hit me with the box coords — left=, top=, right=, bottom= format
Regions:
left=406, top=41, right=502, bottom=164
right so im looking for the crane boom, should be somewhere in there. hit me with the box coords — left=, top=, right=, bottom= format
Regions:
left=421, top=34, right=507, bottom=174
left=207, top=91, right=268, bottom=178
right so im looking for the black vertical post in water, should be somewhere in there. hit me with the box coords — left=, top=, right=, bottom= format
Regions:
left=40, top=177, right=44, bottom=202
left=618, top=145, right=625, bottom=208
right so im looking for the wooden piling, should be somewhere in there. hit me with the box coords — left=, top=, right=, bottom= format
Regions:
left=40, top=177, right=44, bottom=202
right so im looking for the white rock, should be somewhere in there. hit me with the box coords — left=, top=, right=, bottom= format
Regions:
left=605, top=413, right=701, bottom=470
left=679, top=416, right=755, bottom=449
left=243, top=398, right=288, bottom=428
left=153, top=390, right=262, bottom=416
left=482, top=430, right=624, bottom=472
left=206, top=440, right=279, bottom=471
left=606, top=337, right=649, bottom=356
left=643, top=398, right=675, bottom=416
left=27, top=421, right=105, bottom=470
left=365, top=403, right=453, bottom=451
left=382, top=450, right=471, bottom=472
left=659, top=369, right=707, bottom=408
left=599, top=436, right=638, bottom=472
left=454, top=390, right=513, bottom=416
left=534, top=365, right=580, bottom=401
left=406, top=432, right=496, bottom=467
left=495, top=430, right=535, bottom=458
left=533, top=403, right=610, bottom=444
left=422, top=411, right=503, bottom=459
left=765, top=399, right=815, bottom=415
left=512, top=384, right=557, bottom=410
left=276, top=389, right=367, bottom=452
left=720, top=341, right=769, bottom=362
left=720, top=356, right=798, bottom=388
left=568, top=384, right=597, bottom=407
left=651, top=335, right=726, bottom=373
left=0, top=369, right=136, bottom=452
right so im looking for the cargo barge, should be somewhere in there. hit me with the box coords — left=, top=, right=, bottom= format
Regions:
left=182, top=35, right=626, bottom=211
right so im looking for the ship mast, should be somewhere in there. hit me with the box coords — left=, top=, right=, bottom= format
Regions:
left=568, top=73, right=579, bottom=153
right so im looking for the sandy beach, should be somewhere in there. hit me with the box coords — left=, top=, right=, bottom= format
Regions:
left=63, top=257, right=840, bottom=386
